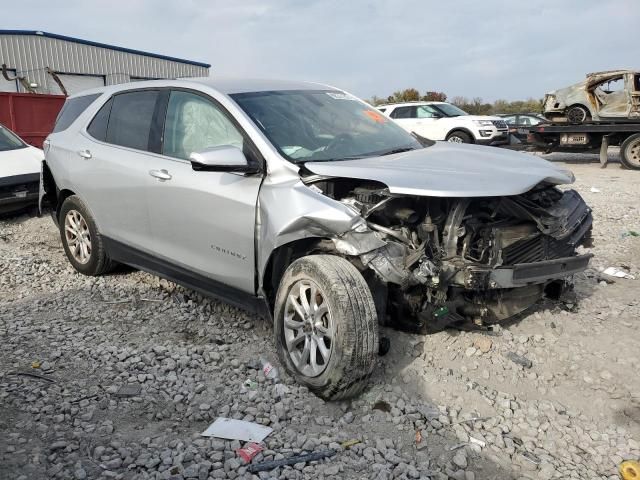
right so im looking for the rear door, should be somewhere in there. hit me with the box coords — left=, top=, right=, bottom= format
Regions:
left=76, top=89, right=160, bottom=249
left=389, top=106, right=417, bottom=133
left=596, top=76, right=631, bottom=118
left=145, top=89, right=262, bottom=293
left=390, top=105, right=444, bottom=140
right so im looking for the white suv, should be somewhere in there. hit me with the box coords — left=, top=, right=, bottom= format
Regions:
left=378, top=101, right=509, bottom=145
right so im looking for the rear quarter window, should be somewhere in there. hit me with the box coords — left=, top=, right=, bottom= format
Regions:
left=52, top=94, right=101, bottom=133
left=87, top=97, right=114, bottom=142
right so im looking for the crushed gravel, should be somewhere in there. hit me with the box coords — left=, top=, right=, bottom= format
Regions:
left=1, top=159, right=639, bottom=479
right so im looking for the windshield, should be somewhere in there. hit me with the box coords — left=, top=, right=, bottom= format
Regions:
left=231, top=90, right=423, bottom=162
left=0, top=124, right=27, bottom=152
left=432, top=103, right=469, bottom=117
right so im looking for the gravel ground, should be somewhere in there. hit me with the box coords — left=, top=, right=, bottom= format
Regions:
left=1, top=157, right=639, bottom=480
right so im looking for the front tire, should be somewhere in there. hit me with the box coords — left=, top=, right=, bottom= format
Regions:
left=274, top=255, right=378, bottom=400
left=59, top=195, right=115, bottom=276
left=446, top=131, right=473, bottom=143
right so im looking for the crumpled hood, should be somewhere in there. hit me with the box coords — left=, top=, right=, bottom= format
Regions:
left=305, top=142, right=574, bottom=197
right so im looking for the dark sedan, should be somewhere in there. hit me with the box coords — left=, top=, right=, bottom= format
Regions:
left=495, top=114, right=547, bottom=142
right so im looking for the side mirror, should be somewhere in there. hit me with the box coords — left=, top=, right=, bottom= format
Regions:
left=189, top=145, right=253, bottom=172
left=432, top=112, right=442, bottom=119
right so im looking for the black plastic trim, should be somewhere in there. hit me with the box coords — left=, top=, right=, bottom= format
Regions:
left=0, top=173, right=39, bottom=188
left=511, top=254, right=593, bottom=284
left=102, top=236, right=270, bottom=317
left=533, top=123, right=640, bottom=133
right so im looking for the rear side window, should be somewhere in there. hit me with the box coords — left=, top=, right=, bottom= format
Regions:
left=390, top=106, right=415, bottom=119
left=87, top=98, right=113, bottom=141
left=106, top=90, right=159, bottom=151
left=52, top=93, right=101, bottom=133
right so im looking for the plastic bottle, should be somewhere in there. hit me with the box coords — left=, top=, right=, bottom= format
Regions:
left=259, top=357, right=280, bottom=381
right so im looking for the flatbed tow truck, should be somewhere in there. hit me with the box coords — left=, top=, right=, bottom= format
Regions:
left=525, top=122, right=640, bottom=170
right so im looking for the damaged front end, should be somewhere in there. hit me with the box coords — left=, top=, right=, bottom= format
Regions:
left=306, top=177, right=593, bottom=331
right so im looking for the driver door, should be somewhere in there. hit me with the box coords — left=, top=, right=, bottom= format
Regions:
left=145, top=89, right=262, bottom=293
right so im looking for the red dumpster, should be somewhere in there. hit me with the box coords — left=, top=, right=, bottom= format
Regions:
left=0, top=92, right=66, bottom=148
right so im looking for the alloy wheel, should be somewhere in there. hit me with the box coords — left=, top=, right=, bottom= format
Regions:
left=447, top=136, right=464, bottom=143
left=64, top=209, right=92, bottom=264
left=567, top=106, right=587, bottom=124
left=283, top=280, right=334, bottom=377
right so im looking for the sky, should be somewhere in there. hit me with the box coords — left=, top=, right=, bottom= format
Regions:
left=3, top=0, right=639, bottom=102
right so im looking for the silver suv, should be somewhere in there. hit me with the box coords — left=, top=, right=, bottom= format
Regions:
left=41, top=78, right=593, bottom=400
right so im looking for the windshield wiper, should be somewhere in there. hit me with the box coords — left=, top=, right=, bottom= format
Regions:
left=380, top=146, right=416, bottom=156
left=305, top=154, right=370, bottom=163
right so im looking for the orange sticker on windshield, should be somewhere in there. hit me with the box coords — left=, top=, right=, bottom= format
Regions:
left=364, top=110, right=386, bottom=124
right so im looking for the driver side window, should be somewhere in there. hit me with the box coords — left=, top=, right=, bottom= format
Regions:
left=416, top=105, right=438, bottom=118
left=163, top=90, right=243, bottom=160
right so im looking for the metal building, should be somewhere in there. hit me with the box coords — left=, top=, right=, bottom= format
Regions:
left=0, top=30, right=210, bottom=96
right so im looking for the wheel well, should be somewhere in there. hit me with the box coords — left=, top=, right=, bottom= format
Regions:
left=566, top=103, right=592, bottom=116
left=56, top=189, right=75, bottom=220
left=446, top=128, right=475, bottom=142
left=40, top=162, right=75, bottom=223
left=261, top=237, right=337, bottom=308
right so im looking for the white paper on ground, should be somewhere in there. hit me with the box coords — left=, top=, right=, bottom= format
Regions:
left=200, top=418, right=273, bottom=442
left=603, top=267, right=635, bottom=280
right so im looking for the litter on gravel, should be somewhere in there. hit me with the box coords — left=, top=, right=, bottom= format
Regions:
left=602, top=266, right=636, bottom=279
left=201, top=418, right=273, bottom=443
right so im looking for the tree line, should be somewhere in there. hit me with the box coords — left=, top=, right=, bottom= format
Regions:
left=368, top=88, right=543, bottom=115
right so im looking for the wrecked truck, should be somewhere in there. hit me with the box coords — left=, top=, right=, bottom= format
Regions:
left=544, top=70, right=640, bottom=124
left=41, top=79, right=593, bottom=400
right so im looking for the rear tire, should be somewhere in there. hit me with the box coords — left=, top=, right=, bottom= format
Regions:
left=274, top=255, right=378, bottom=400
left=620, top=133, right=640, bottom=170
left=59, top=195, right=115, bottom=276
left=566, top=105, right=590, bottom=124
left=446, top=131, right=473, bottom=144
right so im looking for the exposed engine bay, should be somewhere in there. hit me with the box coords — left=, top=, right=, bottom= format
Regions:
left=304, top=176, right=593, bottom=332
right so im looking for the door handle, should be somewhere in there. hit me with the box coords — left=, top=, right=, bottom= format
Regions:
left=149, top=169, right=172, bottom=181
left=78, top=149, right=92, bottom=159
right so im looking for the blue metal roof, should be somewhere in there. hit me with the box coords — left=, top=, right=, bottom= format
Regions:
left=0, top=30, right=211, bottom=68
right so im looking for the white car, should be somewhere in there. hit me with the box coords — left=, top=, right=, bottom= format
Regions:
left=0, top=123, right=43, bottom=215
left=377, top=102, right=509, bottom=145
